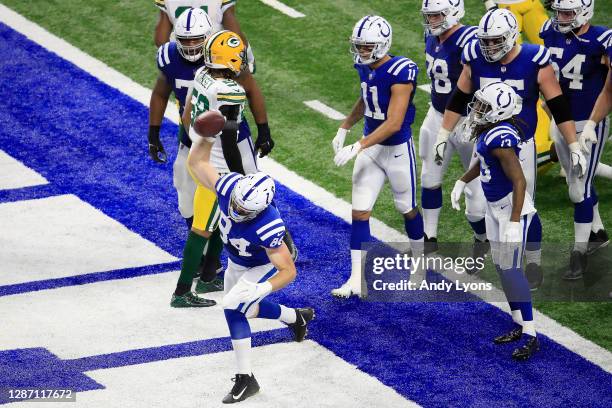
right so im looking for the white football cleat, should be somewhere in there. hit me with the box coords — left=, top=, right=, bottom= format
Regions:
left=331, top=280, right=362, bottom=298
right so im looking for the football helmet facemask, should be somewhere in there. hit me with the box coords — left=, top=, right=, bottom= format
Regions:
left=421, top=0, right=465, bottom=36
left=551, top=0, right=594, bottom=33
left=229, top=172, right=276, bottom=222
left=477, top=9, right=519, bottom=62
left=466, top=81, right=522, bottom=131
left=175, top=8, right=213, bottom=62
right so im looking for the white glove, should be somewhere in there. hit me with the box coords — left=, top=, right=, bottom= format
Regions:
left=578, top=120, right=598, bottom=153
left=334, top=141, right=361, bottom=166
left=433, top=127, right=451, bottom=165
left=246, top=43, right=256, bottom=74
left=569, top=142, right=587, bottom=178
left=450, top=180, right=466, bottom=211
left=483, top=0, right=497, bottom=10
left=332, top=128, right=349, bottom=154
left=222, top=278, right=272, bottom=309
left=502, top=221, right=522, bottom=243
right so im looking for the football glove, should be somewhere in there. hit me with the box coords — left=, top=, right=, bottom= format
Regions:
left=502, top=221, right=522, bottom=243
left=246, top=43, right=256, bottom=74
left=255, top=123, right=275, bottom=157
left=433, top=127, right=451, bottom=165
left=334, top=141, right=361, bottom=166
left=578, top=120, right=598, bottom=154
left=569, top=142, right=587, bottom=178
left=148, top=125, right=167, bottom=163
left=450, top=180, right=468, bottom=211
left=222, top=277, right=272, bottom=309
left=332, top=128, right=349, bottom=154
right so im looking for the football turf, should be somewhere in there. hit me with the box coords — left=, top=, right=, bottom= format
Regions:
left=2, top=0, right=610, bottom=351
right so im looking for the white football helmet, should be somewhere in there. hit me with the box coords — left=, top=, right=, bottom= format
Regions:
left=421, top=0, right=465, bottom=36
left=551, top=0, right=594, bottom=33
left=466, top=81, right=522, bottom=129
left=477, top=9, right=519, bottom=62
left=174, top=8, right=213, bottom=62
left=350, top=15, right=393, bottom=65
left=229, top=172, right=276, bottom=222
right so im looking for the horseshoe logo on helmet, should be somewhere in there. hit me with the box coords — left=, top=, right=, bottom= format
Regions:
left=377, top=19, right=391, bottom=38
left=496, top=91, right=512, bottom=109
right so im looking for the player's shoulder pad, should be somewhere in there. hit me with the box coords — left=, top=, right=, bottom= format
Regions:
left=461, top=38, right=479, bottom=64
left=456, top=26, right=478, bottom=49
left=215, top=172, right=242, bottom=199
left=254, top=212, right=286, bottom=248
left=528, top=44, right=551, bottom=67
left=484, top=124, right=521, bottom=147
left=156, top=42, right=174, bottom=69
left=539, top=19, right=554, bottom=39
left=221, top=0, right=236, bottom=13
left=592, top=26, right=612, bottom=50
left=154, top=0, right=165, bottom=11
left=386, top=56, right=418, bottom=83
left=216, top=79, right=246, bottom=104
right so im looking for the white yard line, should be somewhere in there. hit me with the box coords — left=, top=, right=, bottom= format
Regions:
left=417, top=83, right=432, bottom=94
left=258, top=0, right=305, bottom=18
left=303, top=100, right=346, bottom=120
left=1, top=3, right=610, bottom=373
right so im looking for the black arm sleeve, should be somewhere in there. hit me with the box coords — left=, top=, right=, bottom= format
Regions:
left=445, top=87, right=473, bottom=115
left=219, top=105, right=245, bottom=175
left=546, top=94, right=574, bottom=125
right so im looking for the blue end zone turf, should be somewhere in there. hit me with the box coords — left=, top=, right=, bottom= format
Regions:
left=0, top=23, right=611, bottom=407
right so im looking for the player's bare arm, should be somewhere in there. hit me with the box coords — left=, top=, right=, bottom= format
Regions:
left=182, top=89, right=193, bottom=131
left=187, top=138, right=220, bottom=191
left=154, top=11, right=172, bottom=47
left=148, top=72, right=173, bottom=163
left=222, top=6, right=249, bottom=47
left=235, top=71, right=274, bottom=157
left=342, top=97, right=366, bottom=130
left=538, top=64, right=578, bottom=145
left=265, top=244, right=297, bottom=291
left=442, top=64, right=473, bottom=132
left=588, top=69, right=612, bottom=123
left=459, top=161, right=481, bottom=185
left=494, top=147, right=526, bottom=222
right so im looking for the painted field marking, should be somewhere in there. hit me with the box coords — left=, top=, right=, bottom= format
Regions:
left=1, top=4, right=610, bottom=373
left=303, top=100, right=346, bottom=120
left=258, top=0, right=305, bottom=18
left=418, top=83, right=432, bottom=94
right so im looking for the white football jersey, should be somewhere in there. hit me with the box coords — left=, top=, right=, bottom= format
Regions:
left=155, top=0, right=236, bottom=31
left=188, top=67, right=246, bottom=173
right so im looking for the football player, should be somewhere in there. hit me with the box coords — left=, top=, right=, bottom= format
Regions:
left=420, top=0, right=488, bottom=255
left=331, top=16, right=424, bottom=298
left=187, top=102, right=314, bottom=404
left=436, top=8, right=588, bottom=288
left=540, top=0, right=610, bottom=279
left=453, top=82, right=539, bottom=360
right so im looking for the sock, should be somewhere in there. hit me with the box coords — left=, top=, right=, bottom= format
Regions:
left=279, top=305, right=297, bottom=324
left=522, top=319, right=536, bottom=337
left=200, top=229, right=223, bottom=282
left=592, top=203, right=604, bottom=233
left=422, top=187, right=442, bottom=238
left=257, top=300, right=281, bottom=319
left=498, top=267, right=533, bottom=321
left=595, top=162, right=612, bottom=180
left=231, top=338, right=252, bottom=375
left=175, top=231, right=208, bottom=295
left=511, top=308, right=523, bottom=327
left=574, top=197, right=593, bottom=253
left=405, top=211, right=425, bottom=248
left=349, top=220, right=370, bottom=283
left=467, top=215, right=487, bottom=242
left=525, top=213, right=542, bottom=266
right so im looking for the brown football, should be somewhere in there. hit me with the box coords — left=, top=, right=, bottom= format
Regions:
left=193, top=110, right=226, bottom=138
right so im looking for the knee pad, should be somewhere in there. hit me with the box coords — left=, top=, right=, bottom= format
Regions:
left=568, top=182, right=586, bottom=203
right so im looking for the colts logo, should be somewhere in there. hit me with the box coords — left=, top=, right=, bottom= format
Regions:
left=376, top=19, right=391, bottom=38
left=581, top=0, right=592, bottom=7
left=496, top=89, right=512, bottom=109
left=448, top=0, right=461, bottom=7
left=503, top=13, right=517, bottom=30
left=227, top=36, right=242, bottom=48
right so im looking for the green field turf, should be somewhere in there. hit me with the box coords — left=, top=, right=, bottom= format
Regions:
left=3, top=0, right=610, bottom=350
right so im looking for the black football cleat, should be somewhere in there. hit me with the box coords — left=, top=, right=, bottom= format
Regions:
left=563, top=251, right=587, bottom=280
left=512, top=336, right=539, bottom=361
left=587, top=230, right=609, bottom=255
left=525, top=263, right=543, bottom=291
left=283, top=230, right=299, bottom=262
left=287, top=308, right=315, bottom=342
left=468, top=238, right=490, bottom=275
left=222, top=373, right=260, bottom=404
left=424, top=235, right=439, bottom=255
left=493, top=326, right=523, bottom=344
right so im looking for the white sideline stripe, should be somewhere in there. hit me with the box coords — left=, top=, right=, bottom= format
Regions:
left=303, top=100, right=346, bottom=120
left=418, top=84, right=432, bottom=94
left=2, top=4, right=610, bottom=374
left=258, top=0, right=305, bottom=18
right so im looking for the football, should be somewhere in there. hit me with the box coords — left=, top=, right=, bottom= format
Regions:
left=193, top=110, right=226, bottom=138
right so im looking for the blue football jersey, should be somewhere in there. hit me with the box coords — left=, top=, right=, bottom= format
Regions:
left=463, top=42, right=550, bottom=140
left=157, top=41, right=202, bottom=117
left=540, top=21, right=611, bottom=121
left=476, top=122, right=522, bottom=202
left=425, top=25, right=478, bottom=114
left=215, top=173, right=286, bottom=267
left=354, top=56, right=418, bottom=145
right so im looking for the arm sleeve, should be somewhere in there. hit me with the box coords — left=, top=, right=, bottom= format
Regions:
left=219, top=104, right=245, bottom=175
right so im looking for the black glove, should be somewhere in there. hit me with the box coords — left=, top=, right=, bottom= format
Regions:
left=148, top=125, right=167, bottom=163
left=255, top=123, right=274, bottom=158
left=543, top=0, right=553, bottom=10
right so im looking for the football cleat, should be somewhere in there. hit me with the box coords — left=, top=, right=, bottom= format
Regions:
left=195, top=277, right=224, bottom=294
left=424, top=235, right=439, bottom=255
left=512, top=336, right=539, bottom=361
left=170, top=292, right=216, bottom=308
left=587, top=229, right=609, bottom=255
left=493, top=326, right=523, bottom=344
left=222, top=373, right=260, bottom=404
left=563, top=250, right=587, bottom=280
left=525, top=263, right=543, bottom=291
left=331, top=280, right=362, bottom=298
left=468, top=238, right=490, bottom=275
left=283, top=230, right=299, bottom=262
left=287, top=308, right=315, bottom=342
